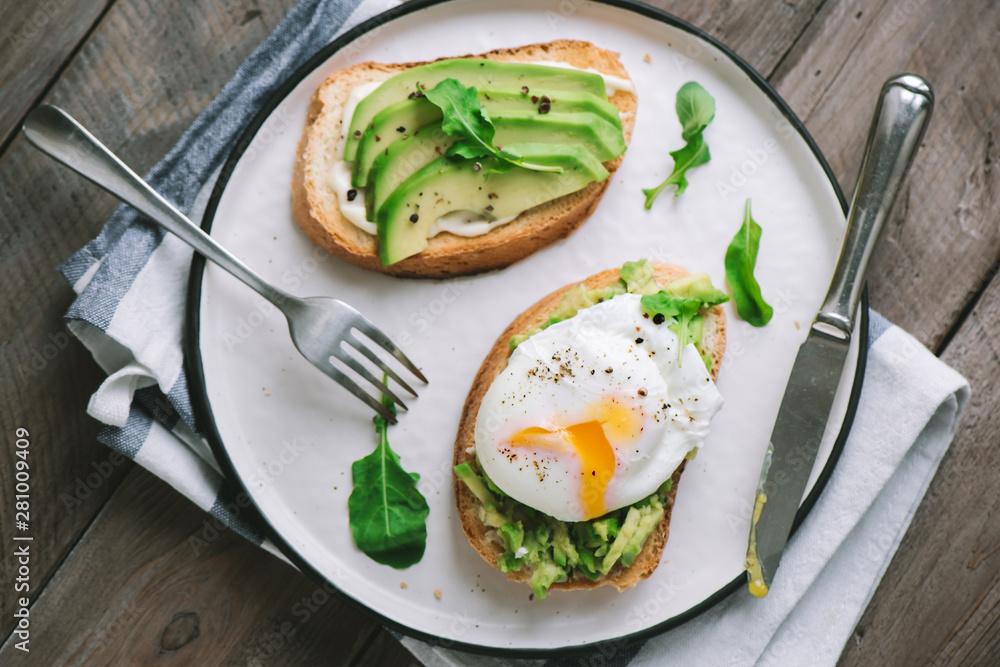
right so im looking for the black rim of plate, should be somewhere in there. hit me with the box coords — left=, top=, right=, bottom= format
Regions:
left=186, top=0, right=867, bottom=658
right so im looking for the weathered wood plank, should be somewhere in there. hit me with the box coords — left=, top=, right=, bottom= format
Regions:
left=838, top=283, right=1000, bottom=666
left=765, top=1, right=1000, bottom=664
left=0, top=468, right=383, bottom=665
left=771, top=0, right=1000, bottom=351
left=353, top=629, right=425, bottom=667
left=0, top=0, right=110, bottom=150
left=645, top=0, right=827, bottom=79
left=0, top=0, right=303, bottom=647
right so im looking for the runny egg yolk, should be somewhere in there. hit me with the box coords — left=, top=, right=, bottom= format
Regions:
left=507, top=398, right=643, bottom=520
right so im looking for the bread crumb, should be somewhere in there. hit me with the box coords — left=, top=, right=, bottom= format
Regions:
left=794, top=320, right=800, bottom=329
left=400, top=582, right=408, bottom=589
left=434, top=589, right=443, bottom=599
left=265, top=391, right=272, bottom=396
left=643, top=53, right=652, bottom=63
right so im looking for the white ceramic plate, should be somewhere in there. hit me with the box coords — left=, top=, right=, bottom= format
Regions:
left=189, top=0, right=864, bottom=655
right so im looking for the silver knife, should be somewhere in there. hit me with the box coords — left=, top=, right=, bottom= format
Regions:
left=746, top=74, right=934, bottom=597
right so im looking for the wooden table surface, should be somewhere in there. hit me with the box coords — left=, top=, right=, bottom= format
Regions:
left=0, top=0, right=997, bottom=664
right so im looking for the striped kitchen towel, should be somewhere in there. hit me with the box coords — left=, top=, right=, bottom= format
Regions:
left=59, top=0, right=393, bottom=557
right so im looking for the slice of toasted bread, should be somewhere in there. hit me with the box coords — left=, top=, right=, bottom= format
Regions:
left=453, top=263, right=726, bottom=592
left=292, top=40, right=636, bottom=279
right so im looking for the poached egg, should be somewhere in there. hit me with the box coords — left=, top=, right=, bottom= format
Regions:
left=475, top=294, right=723, bottom=522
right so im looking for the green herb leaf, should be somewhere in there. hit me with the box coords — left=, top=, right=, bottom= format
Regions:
left=643, top=82, right=715, bottom=208
left=640, top=291, right=701, bottom=365
left=725, top=199, right=773, bottom=327
left=348, top=392, right=429, bottom=568
left=423, top=79, right=561, bottom=173
left=676, top=81, right=717, bottom=142
left=641, top=282, right=727, bottom=366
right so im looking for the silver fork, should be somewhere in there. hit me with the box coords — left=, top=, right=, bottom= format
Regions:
left=23, top=104, right=425, bottom=423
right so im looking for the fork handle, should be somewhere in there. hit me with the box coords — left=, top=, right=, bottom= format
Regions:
left=23, top=105, right=296, bottom=311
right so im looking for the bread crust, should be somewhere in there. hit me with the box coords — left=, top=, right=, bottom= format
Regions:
left=291, top=40, right=636, bottom=278
left=453, top=264, right=726, bottom=593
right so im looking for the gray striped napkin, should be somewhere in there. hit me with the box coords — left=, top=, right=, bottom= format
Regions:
left=59, top=0, right=377, bottom=556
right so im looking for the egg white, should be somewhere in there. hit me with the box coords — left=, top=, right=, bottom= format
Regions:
left=475, top=294, right=723, bottom=522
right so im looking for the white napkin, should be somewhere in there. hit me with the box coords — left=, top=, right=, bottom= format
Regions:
left=400, top=317, right=969, bottom=665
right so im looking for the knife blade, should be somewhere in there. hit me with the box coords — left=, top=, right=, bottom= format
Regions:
left=746, top=74, right=934, bottom=597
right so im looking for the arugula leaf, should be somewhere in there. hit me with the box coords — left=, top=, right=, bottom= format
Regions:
left=422, top=79, right=561, bottom=173
left=676, top=81, right=717, bottom=142
left=641, top=281, right=728, bottom=366
left=725, top=199, right=773, bottom=327
left=348, top=392, right=429, bottom=569
left=640, top=292, right=702, bottom=365
left=643, top=82, right=716, bottom=208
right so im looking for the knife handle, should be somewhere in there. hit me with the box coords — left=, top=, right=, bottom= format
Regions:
left=818, top=74, right=934, bottom=336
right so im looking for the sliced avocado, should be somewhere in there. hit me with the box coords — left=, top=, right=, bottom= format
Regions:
left=481, top=88, right=621, bottom=124
left=551, top=523, right=579, bottom=568
left=493, top=112, right=625, bottom=162
left=478, top=504, right=508, bottom=529
left=454, top=462, right=498, bottom=507
left=376, top=144, right=608, bottom=265
left=664, top=272, right=729, bottom=306
left=353, top=89, right=622, bottom=188
left=367, top=124, right=458, bottom=217
left=621, top=501, right=664, bottom=567
left=352, top=97, right=442, bottom=187
left=366, top=111, right=622, bottom=217
left=345, top=59, right=607, bottom=160
left=600, top=506, right=640, bottom=575
left=591, top=516, right=619, bottom=542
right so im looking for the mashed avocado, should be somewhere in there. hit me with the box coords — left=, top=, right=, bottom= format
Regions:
left=455, top=461, right=667, bottom=599
left=464, top=259, right=724, bottom=598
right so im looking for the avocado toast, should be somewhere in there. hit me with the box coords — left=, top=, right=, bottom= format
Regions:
left=453, top=261, right=727, bottom=597
left=292, top=40, right=636, bottom=278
